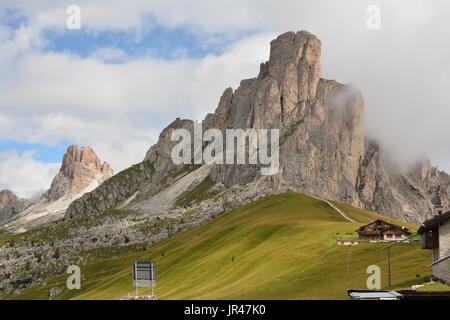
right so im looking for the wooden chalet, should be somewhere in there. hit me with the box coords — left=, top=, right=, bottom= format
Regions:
left=418, top=211, right=450, bottom=285
left=355, top=219, right=411, bottom=242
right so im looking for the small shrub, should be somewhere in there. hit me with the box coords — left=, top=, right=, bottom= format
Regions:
left=52, top=248, right=60, bottom=259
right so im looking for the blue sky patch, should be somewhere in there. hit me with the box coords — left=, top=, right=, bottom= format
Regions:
left=0, top=140, right=70, bottom=164
left=42, top=23, right=242, bottom=61
left=1, top=7, right=28, bottom=29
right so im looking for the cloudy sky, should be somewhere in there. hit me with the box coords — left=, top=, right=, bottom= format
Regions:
left=0, top=0, right=449, bottom=198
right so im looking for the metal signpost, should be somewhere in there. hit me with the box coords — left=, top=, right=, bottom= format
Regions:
left=382, top=233, right=419, bottom=288
left=133, top=261, right=156, bottom=298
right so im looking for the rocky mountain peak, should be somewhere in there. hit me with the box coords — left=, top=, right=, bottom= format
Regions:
left=0, top=190, right=29, bottom=223
left=61, top=145, right=113, bottom=177
left=203, top=30, right=352, bottom=133
left=65, top=30, right=450, bottom=224
left=44, top=145, right=113, bottom=201
left=0, top=190, right=20, bottom=208
left=0, top=145, right=114, bottom=232
left=267, top=31, right=321, bottom=104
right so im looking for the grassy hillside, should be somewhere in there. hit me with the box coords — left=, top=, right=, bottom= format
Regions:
left=7, top=193, right=435, bottom=300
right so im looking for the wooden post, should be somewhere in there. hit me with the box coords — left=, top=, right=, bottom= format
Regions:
left=388, top=247, right=391, bottom=288
left=382, top=233, right=420, bottom=289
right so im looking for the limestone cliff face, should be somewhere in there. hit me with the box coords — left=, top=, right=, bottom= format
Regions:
left=65, top=31, right=450, bottom=223
left=43, top=145, right=113, bottom=201
left=204, top=31, right=366, bottom=206
left=0, top=190, right=30, bottom=224
left=202, top=31, right=450, bottom=223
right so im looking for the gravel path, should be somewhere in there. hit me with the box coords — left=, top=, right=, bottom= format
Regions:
left=310, top=194, right=356, bottom=223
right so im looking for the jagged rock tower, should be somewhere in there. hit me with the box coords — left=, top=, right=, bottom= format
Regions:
left=43, top=145, right=113, bottom=201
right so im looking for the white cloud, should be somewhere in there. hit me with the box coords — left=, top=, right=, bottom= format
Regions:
left=0, top=24, right=13, bottom=42
left=0, top=29, right=274, bottom=177
left=91, top=47, right=128, bottom=63
left=0, top=150, right=59, bottom=199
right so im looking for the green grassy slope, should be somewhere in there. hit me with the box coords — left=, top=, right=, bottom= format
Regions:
left=9, top=193, right=435, bottom=300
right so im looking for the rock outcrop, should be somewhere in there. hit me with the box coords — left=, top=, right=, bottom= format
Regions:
left=0, top=190, right=30, bottom=224
left=43, top=145, right=113, bottom=201
left=65, top=31, right=450, bottom=224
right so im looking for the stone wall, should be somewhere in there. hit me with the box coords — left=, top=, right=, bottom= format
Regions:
left=439, top=220, right=450, bottom=258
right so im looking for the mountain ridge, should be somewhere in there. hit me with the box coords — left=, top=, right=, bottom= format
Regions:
left=65, top=30, right=450, bottom=224
left=2, top=30, right=447, bottom=299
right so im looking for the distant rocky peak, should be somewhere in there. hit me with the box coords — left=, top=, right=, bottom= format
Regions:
left=0, top=190, right=29, bottom=223
left=43, top=145, right=113, bottom=201
left=0, top=189, right=15, bottom=196
left=61, top=145, right=113, bottom=178
left=0, top=190, right=20, bottom=205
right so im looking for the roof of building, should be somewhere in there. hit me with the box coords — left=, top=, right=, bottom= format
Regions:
left=355, top=219, right=412, bottom=235
left=347, top=290, right=403, bottom=300
left=429, top=254, right=450, bottom=267
left=347, top=289, right=450, bottom=300
left=418, top=211, right=450, bottom=234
